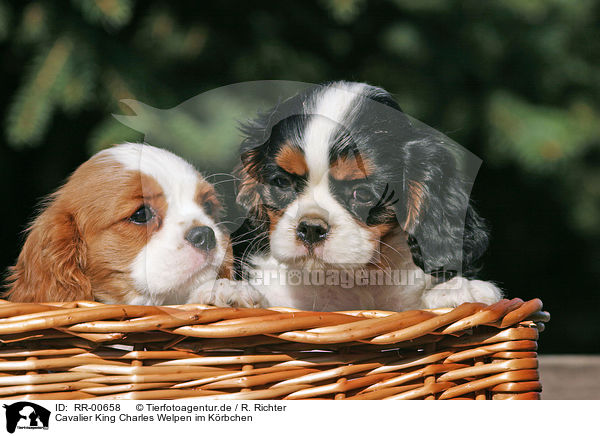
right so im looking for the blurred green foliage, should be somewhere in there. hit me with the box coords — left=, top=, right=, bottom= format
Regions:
left=1, top=1, right=599, bottom=353
left=3, top=0, right=598, bottom=236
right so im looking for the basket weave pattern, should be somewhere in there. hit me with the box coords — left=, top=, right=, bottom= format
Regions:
left=0, top=298, right=549, bottom=400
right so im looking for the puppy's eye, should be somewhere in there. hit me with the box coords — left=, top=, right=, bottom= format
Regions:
left=352, top=187, right=374, bottom=205
left=203, top=201, right=215, bottom=215
left=270, top=175, right=292, bottom=189
left=129, top=205, right=155, bottom=224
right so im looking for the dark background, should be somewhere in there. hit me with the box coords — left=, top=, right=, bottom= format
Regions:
left=0, top=1, right=598, bottom=353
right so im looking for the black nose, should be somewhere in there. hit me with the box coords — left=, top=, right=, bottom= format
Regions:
left=185, top=226, right=216, bottom=251
left=296, top=219, right=330, bottom=246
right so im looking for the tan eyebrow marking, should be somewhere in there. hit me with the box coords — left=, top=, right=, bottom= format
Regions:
left=329, top=154, right=375, bottom=181
left=135, top=173, right=165, bottom=201
left=275, top=143, right=308, bottom=176
left=195, top=179, right=221, bottom=215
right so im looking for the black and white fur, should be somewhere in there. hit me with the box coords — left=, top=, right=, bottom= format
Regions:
left=233, top=81, right=502, bottom=311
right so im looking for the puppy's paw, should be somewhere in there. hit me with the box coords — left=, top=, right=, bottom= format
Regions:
left=189, top=279, right=266, bottom=308
left=421, top=277, right=503, bottom=309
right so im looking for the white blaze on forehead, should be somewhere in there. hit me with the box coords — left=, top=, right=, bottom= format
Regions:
left=102, top=142, right=201, bottom=196
left=302, top=82, right=366, bottom=182
left=103, top=142, right=211, bottom=222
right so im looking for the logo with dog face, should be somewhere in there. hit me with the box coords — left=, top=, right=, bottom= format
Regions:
left=3, top=402, right=50, bottom=434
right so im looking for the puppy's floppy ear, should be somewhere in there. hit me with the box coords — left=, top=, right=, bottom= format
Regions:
left=393, top=137, right=489, bottom=279
left=235, top=148, right=267, bottom=225
left=236, top=104, right=279, bottom=229
left=5, top=200, right=92, bottom=302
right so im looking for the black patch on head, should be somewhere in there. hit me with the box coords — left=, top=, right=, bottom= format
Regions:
left=240, top=114, right=309, bottom=212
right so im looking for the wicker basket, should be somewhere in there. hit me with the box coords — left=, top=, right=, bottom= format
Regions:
left=0, top=297, right=549, bottom=400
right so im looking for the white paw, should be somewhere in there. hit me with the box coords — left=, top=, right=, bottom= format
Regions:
left=421, top=277, right=503, bottom=309
left=188, top=279, right=266, bottom=308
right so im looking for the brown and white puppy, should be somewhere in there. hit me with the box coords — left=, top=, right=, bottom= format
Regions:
left=5, top=143, right=259, bottom=306
left=234, top=81, right=502, bottom=311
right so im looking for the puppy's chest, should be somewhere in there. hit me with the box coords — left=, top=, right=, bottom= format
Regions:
left=248, top=230, right=430, bottom=311
left=253, top=277, right=425, bottom=311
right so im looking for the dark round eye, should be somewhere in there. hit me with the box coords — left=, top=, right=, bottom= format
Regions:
left=270, top=175, right=292, bottom=189
left=203, top=201, right=215, bottom=215
left=129, top=205, right=155, bottom=224
left=352, top=187, right=374, bottom=205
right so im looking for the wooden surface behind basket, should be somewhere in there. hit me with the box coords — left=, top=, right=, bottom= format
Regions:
left=0, top=298, right=549, bottom=400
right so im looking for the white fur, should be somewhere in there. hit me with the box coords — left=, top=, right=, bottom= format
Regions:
left=251, top=229, right=503, bottom=311
left=421, top=277, right=503, bottom=309
left=192, top=278, right=266, bottom=308
left=303, top=83, right=364, bottom=180
left=250, top=227, right=429, bottom=311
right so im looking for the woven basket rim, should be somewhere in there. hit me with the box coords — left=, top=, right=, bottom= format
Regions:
left=0, top=297, right=549, bottom=345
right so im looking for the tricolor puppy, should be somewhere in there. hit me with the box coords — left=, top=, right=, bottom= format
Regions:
left=6, top=143, right=258, bottom=306
left=235, top=81, right=502, bottom=311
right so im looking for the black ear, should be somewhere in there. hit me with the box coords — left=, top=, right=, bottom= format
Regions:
left=235, top=115, right=273, bottom=230
left=394, top=137, right=489, bottom=280
left=231, top=116, right=274, bottom=276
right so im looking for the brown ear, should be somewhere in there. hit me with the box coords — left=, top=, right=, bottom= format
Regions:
left=236, top=166, right=262, bottom=213
left=235, top=150, right=268, bottom=225
left=5, top=205, right=92, bottom=303
left=217, top=235, right=234, bottom=280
